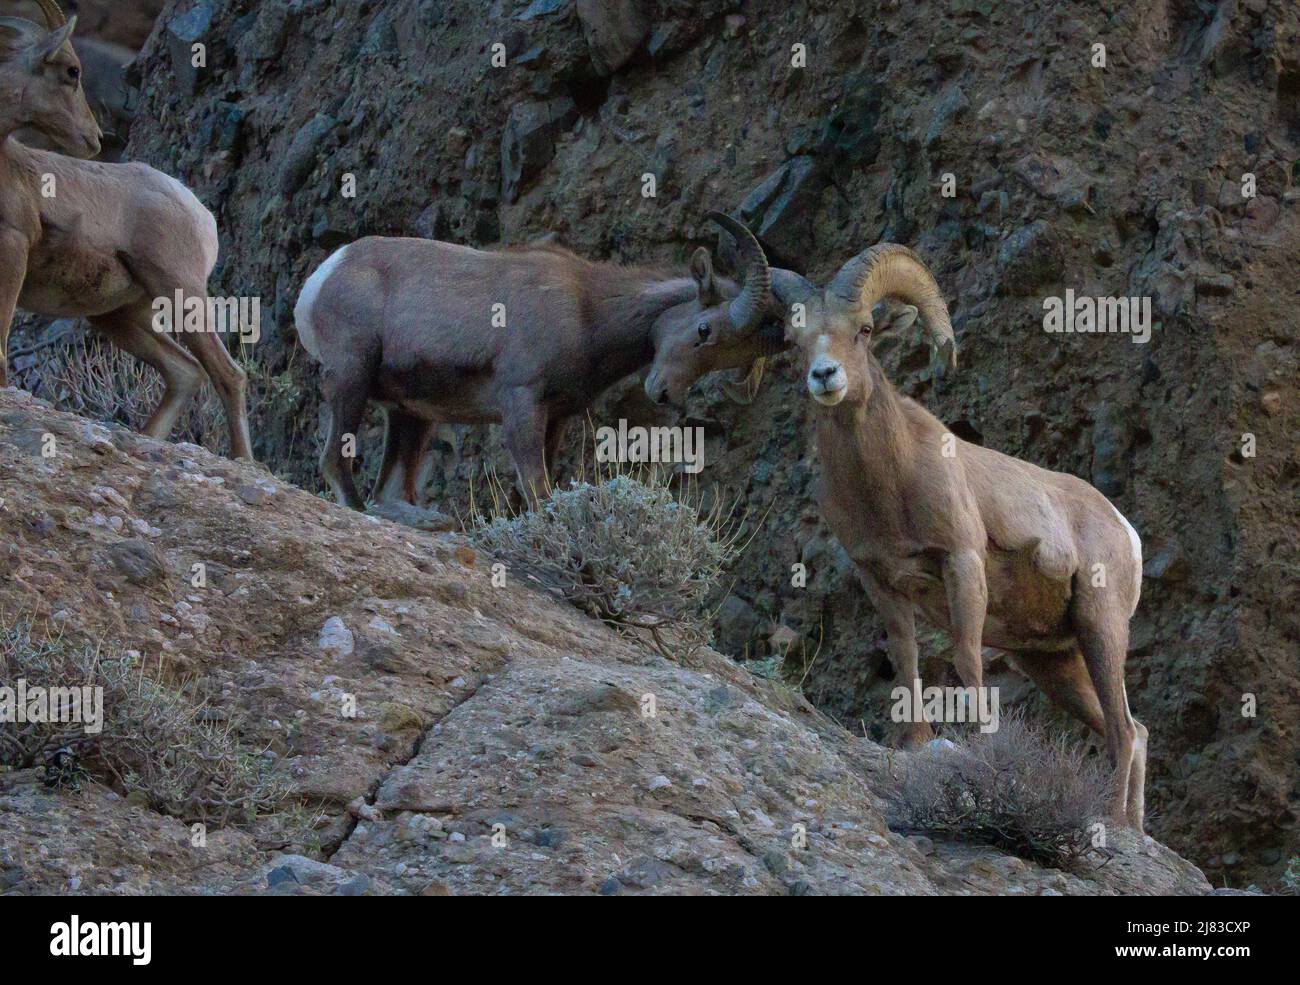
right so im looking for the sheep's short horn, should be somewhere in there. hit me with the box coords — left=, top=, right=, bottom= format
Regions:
left=828, top=244, right=957, bottom=372
left=32, top=0, right=66, bottom=28
left=705, top=211, right=771, bottom=332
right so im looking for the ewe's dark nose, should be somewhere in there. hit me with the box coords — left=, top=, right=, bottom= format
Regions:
left=657, top=389, right=671, bottom=405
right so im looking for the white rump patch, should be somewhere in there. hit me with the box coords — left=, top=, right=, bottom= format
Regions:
left=1109, top=501, right=1143, bottom=613
left=294, top=245, right=350, bottom=363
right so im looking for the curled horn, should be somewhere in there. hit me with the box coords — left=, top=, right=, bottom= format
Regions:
left=705, top=211, right=770, bottom=332
left=32, top=0, right=67, bottom=27
left=827, top=244, right=957, bottom=372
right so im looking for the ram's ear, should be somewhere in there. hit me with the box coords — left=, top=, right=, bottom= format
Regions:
left=873, top=302, right=919, bottom=334
left=690, top=247, right=720, bottom=306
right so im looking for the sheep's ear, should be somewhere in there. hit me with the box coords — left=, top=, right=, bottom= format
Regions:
left=0, top=17, right=38, bottom=53
left=37, top=16, right=76, bottom=62
left=875, top=303, right=919, bottom=334
left=690, top=247, right=720, bottom=306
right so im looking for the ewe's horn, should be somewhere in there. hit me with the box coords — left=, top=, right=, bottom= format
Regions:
left=827, top=244, right=957, bottom=372
left=705, top=211, right=770, bottom=332
left=32, top=0, right=66, bottom=28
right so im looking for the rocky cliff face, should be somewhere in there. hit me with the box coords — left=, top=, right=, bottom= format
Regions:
left=36, top=0, right=1300, bottom=888
left=0, top=388, right=1213, bottom=894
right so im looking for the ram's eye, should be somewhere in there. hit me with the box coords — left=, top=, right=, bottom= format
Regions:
left=65, top=65, right=81, bottom=83
left=696, top=323, right=712, bottom=343
left=859, top=323, right=873, bottom=336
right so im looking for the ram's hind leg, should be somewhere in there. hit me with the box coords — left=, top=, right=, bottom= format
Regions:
left=1007, top=648, right=1105, bottom=735
left=1073, top=597, right=1143, bottom=830
left=89, top=303, right=204, bottom=440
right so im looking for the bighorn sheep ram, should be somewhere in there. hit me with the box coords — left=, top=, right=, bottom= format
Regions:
left=294, top=213, right=779, bottom=509
left=0, top=1, right=252, bottom=458
left=681, top=233, right=1146, bottom=829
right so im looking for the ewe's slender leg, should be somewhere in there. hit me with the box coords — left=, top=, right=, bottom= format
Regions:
left=500, top=387, right=549, bottom=508
left=175, top=305, right=253, bottom=460
left=373, top=407, right=406, bottom=505
left=1074, top=598, right=1140, bottom=829
left=89, top=303, right=204, bottom=439
left=0, top=230, right=30, bottom=388
left=374, top=409, right=434, bottom=506
left=858, top=567, right=931, bottom=747
left=543, top=416, right=567, bottom=488
left=320, top=370, right=370, bottom=510
left=943, top=548, right=988, bottom=691
left=399, top=416, right=436, bottom=505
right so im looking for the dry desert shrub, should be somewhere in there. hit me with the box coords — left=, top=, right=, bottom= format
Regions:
left=888, top=709, right=1112, bottom=869
left=468, top=467, right=741, bottom=657
left=0, top=619, right=290, bottom=827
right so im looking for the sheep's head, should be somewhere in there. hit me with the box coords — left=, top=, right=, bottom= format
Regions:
left=0, top=2, right=101, bottom=158
left=645, top=212, right=782, bottom=406
left=770, top=246, right=957, bottom=408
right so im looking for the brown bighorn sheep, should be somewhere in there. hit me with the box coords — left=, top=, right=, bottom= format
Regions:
left=0, top=1, right=252, bottom=459
left=294, top=213, right=776, bottom=509
left=684, top=236, right=1146, bottom=829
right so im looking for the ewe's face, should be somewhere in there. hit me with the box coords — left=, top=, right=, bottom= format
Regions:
left=5, top=20, right=102, bottom=158
left=645, top=299, right=751, bottom=405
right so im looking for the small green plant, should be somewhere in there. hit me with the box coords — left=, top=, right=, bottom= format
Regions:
left=468, top=468, right=741, bottom=656
left=1282, top=856, right=1300, bottom=895
left=0, top=618, right=290, bottom=826
left=888, top=710, right=1112, bottom=869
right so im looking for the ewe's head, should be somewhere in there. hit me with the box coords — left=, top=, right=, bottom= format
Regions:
left=645, top=212, right=784, bottom=406
left=0, top=2, right=101, bottom=158
left=770, top=245, right=957, bottom=408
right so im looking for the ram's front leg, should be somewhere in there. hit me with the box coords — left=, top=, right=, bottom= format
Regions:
left=0, top=230, right=30, bottom=389
left=859, top=568, right=931, bottom=747
left=943, top=548, right=988, bottom=692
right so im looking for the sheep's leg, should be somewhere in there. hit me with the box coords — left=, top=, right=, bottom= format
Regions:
left=1073, top=598, right=1141, bottom=829
left=942, top=548, right=988, bottom=692
left=1005, top=648, right=1105, bottom=734
left=175, top=305, right=253, bottom=461
left=119, top=247, right=255, bottom=461
left=0, top=230, right=29, bottom=388
left=1127, top=717, right=1148, bottom=830
left=501, top=387, right=549, bottom=508
left=399, top=417, right=436, bottom=505
left=858, top=567, right=931, bottom=747
left=543, top=416, right=567, bottom=488
left=374, top=408, right=434, bottom=506
left=320, top=370, right=370, bottom=510
left=89, top=303, right=205, bottom=439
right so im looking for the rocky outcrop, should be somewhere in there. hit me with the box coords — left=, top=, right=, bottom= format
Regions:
left=0, top=389, right=1210, bottom=895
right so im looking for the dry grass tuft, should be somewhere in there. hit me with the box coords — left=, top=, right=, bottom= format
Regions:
left=0, top=618, right=290, bottom=827
left=888, top=710, right=1112, bottom=869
